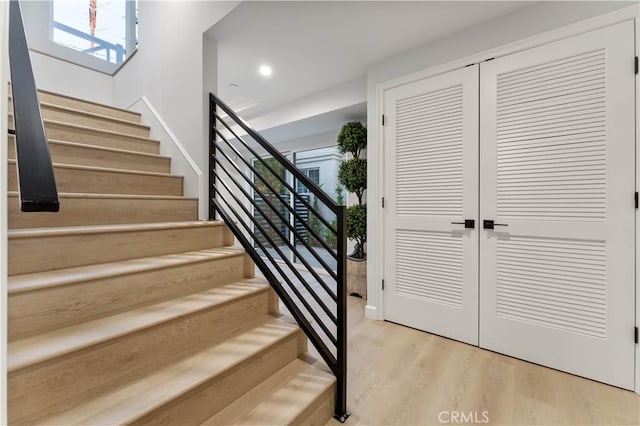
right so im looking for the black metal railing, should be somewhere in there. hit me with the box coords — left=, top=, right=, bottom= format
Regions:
left=8, top=0, right=59, bottom=212
left=209, top=93, right=349, bottom=422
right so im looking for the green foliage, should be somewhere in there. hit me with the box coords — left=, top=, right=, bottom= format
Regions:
left=337, top=121, right=368, bottom=259
left=337, top=122, right=367, bottom=158
left=335, top=184, right=345, bottom=206
left=346, top=204, right=366, bottom=259
left=338, top=159, right=367, bottom=204
left=325, top=219, right=338, bottom=250
left=254, top=157, right=286, bottom=194
left=308, top=195, right=322, bottom=247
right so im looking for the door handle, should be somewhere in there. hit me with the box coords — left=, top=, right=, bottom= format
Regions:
left=451, top=219, right=475, bottom=229
left=483, top=220, right=508, bottom=230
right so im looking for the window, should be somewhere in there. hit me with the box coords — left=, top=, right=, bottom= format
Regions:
left=51, top=0, right=137, bottom=66
left=297, top=168, right=320, bottom=193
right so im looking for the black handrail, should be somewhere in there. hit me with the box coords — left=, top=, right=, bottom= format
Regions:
left=209, top=93, right=349, bottom=422
left=8, top=0, right=59, bottom=212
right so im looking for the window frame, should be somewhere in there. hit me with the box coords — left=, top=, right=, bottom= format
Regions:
left=22, top=0, right=137, bottom=75
left=296, top=167, right=320, bottom=194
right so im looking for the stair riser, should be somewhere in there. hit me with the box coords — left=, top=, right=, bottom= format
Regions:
left=135, top=331, right=305, bottom=426
left=9, top=253, right=250, bottom=340
left=9, top=119, right=159, bottom=154
left=8, top=136, right=170, bottom=173
left=8, top=194, right=198, bottom=229
left=293, top=384, right=336, bottom=425
left=9, top=225, right=231, bottom=276
left=37, top=91, right=141, bottom=123
left=8, top=162, right=182, bottom=197
left=9, top=103, right=149, bottom=137
left=9, top=291, right=272, bottom=424
left=43, top=106, right=149, bottom=138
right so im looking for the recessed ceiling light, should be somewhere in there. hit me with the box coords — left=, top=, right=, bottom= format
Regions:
left=229, top=83, right=239, bottom=89
left=259, top=64, right=273, bottom=77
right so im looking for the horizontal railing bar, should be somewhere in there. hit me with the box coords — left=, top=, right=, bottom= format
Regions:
left=212, top=112, right=339, bottom=232
left=213, top=182, right=337, bottom=344
left=213, top=168, right=339, bottom=322
left=213, top=151, right=339, bottom=286
left=82, top=45, right=110, bottom=54
left=53, top=21, right=123, bottom=52
left=209, top=93, right=348, bottom=419
left=213, top=197, right=339, bottom=368
left=212, top=122, right=338, bottom=235
left=213, top=131, right=338, bottom=260
left=213, top=154, right=339, bottom=299
left=211, top=93, right=340, bottom=213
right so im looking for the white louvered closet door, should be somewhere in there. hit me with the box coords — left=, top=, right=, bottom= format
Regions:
left=479, top=21, right=635, bottom=389
left=383, top=65, right=479, bottom=345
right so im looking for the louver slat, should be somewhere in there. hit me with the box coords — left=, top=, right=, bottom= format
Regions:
left=496, top=236, right=606, bottom=338
left=396, top=84, right=464, bottom=216
left=496, top=49, right=606, bottom=222
left=396, top=230, right=464, bottom=308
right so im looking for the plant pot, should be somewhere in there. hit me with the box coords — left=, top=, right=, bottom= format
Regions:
left=346, top=257, right=367, bottom=299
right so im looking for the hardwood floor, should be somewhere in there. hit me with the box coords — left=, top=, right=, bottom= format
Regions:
left=327, top=295, right=640, bottom=425
left=268, top=267, right=640, bottom=425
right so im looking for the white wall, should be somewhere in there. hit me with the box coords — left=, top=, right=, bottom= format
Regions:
left=20, top=1, right=114, bottom=104
left=365, top=1, right=637, bottom=319
left=30, top=51, right=113, bottom=105
left=129, top=96, right=203, bottom=201
left=113, top=1, right=239, bottom=219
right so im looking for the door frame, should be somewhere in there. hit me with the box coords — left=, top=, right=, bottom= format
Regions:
left=373, top=4, right=640, bottom=393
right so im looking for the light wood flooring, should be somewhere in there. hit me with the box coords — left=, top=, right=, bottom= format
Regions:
left=268, top=267, right=640, bottom=425
left=325, top=295, right=640, bottom=425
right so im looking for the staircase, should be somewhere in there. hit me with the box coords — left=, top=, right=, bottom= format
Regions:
left=7, top=90, right=336, bottom=425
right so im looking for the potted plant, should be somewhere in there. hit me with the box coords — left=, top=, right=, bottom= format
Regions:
left=337, top=121, right=367, bottom=298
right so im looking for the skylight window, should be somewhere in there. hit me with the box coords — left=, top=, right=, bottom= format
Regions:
left=52, top=0, right=137, bottom=66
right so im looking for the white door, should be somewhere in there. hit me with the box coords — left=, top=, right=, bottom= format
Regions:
left=383, top=65, right=479, bottom=345
left=479, top=21, right=636, bottom=389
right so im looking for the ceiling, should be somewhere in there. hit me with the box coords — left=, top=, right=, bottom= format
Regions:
left=207, top=1, right=533, bottom=120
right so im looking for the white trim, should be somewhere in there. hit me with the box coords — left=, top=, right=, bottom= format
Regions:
left=634, top=12, right=640, bottom=396
left=134, top=96, right=203, bottom=177
left=373, top=4, right=640, bottom=391
left=127, top=96, right=205, bottom=219
left=365, top=304, right=378, bottom=320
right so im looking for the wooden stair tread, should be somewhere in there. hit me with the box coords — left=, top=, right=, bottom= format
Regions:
left=8, top=136, right=167, bottom=160
left=8, top=136, right=170, bottom=173
left=8, top=158, right=178, bottom=178
left=8, top=220, right=224, bottom=239
left=9, top=193, right=198, bottom=229
left=202, top=358, right=336, bottom=426
left=9, top=246, right=245, bottom=293
left=8, top=278, right=270, bottom=372
left=41, top=318, right=299, bottom=426
left=8, top=191, right=193, bottom=201
left=6, top=88, right=332, bottom=424
left=9, top=97, right=149, bottom=130
left=8, top=113, right=159, bottom=144
left=39, top=101, right=150, bottom=129
left=36, top=89, right=142, bottom=119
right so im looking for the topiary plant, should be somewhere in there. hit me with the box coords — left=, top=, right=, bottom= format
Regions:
left=346, top=204, right=366, bottom=259
left=337, top=121, right=367, bottom=259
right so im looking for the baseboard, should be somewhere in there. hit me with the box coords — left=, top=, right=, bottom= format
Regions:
left=365, top=304, right=379, bottom=320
